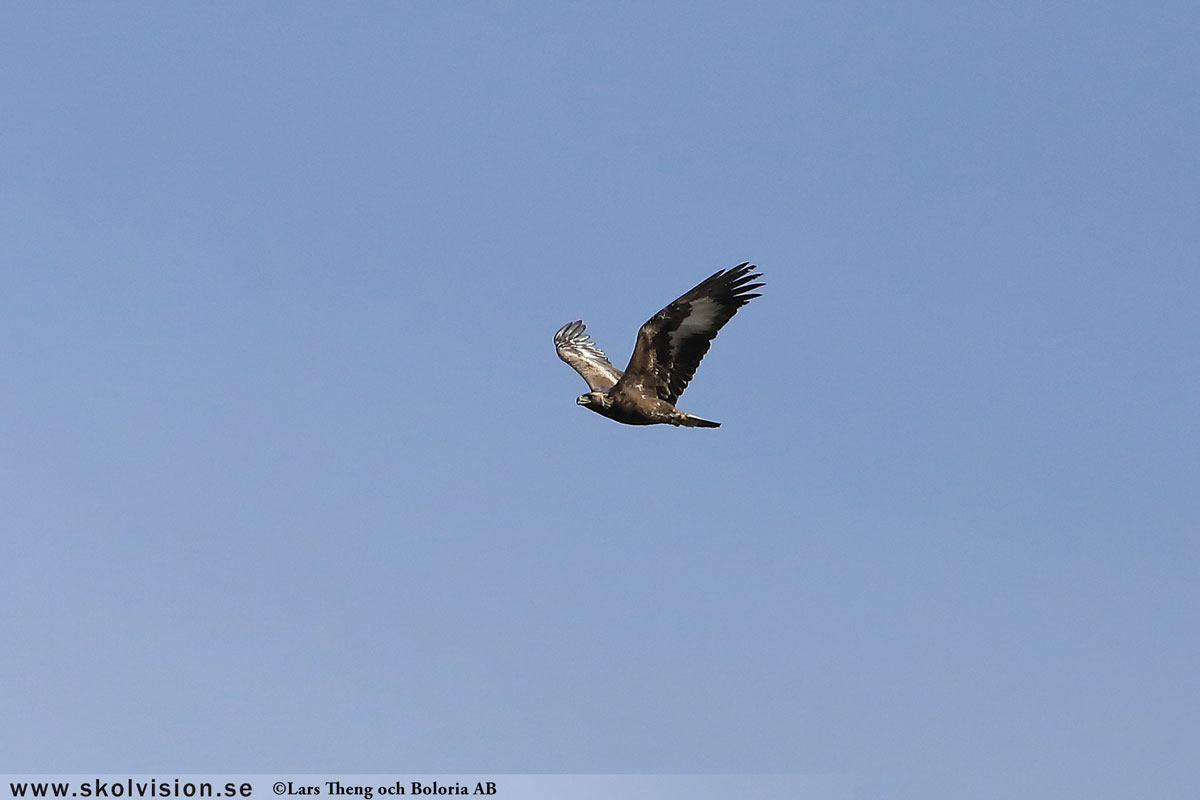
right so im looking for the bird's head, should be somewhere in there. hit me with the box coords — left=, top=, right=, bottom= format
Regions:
left=577, top=391, right=611, bottom=409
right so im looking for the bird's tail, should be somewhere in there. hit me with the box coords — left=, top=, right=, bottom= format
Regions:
left=676, top=413, right=720, bottom=428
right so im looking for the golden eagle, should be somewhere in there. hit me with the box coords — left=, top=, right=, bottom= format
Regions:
left=555, top=263, right=764, bottom=428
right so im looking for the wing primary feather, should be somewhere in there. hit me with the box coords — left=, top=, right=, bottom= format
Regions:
left=554, top=319, right=623, bottom=392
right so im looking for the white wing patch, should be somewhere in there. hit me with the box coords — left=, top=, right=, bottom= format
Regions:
left=669, top=297, right=721, bottom=359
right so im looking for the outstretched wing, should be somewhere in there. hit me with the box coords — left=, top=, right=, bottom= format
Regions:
left=554, top=320, right=623, bottom=391
left=620, top=262, right=763, bottom=404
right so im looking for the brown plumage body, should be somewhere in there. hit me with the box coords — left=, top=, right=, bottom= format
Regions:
left=555, top=263, right=764, bottom=428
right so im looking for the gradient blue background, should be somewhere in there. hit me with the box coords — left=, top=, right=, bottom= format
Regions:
left=2, top=3, right=1197, bottom=798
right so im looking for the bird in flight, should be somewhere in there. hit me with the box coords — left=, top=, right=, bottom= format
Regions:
left=554, top=262, right=764, bottom=428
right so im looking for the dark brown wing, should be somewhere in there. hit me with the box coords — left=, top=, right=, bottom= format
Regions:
left=618, top=263, right=763, bottom=404
left=554, top=320, right=623, bottom=391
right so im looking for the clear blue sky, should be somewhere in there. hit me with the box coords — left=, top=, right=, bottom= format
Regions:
left=2, top=3, right=1197, bottom=798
